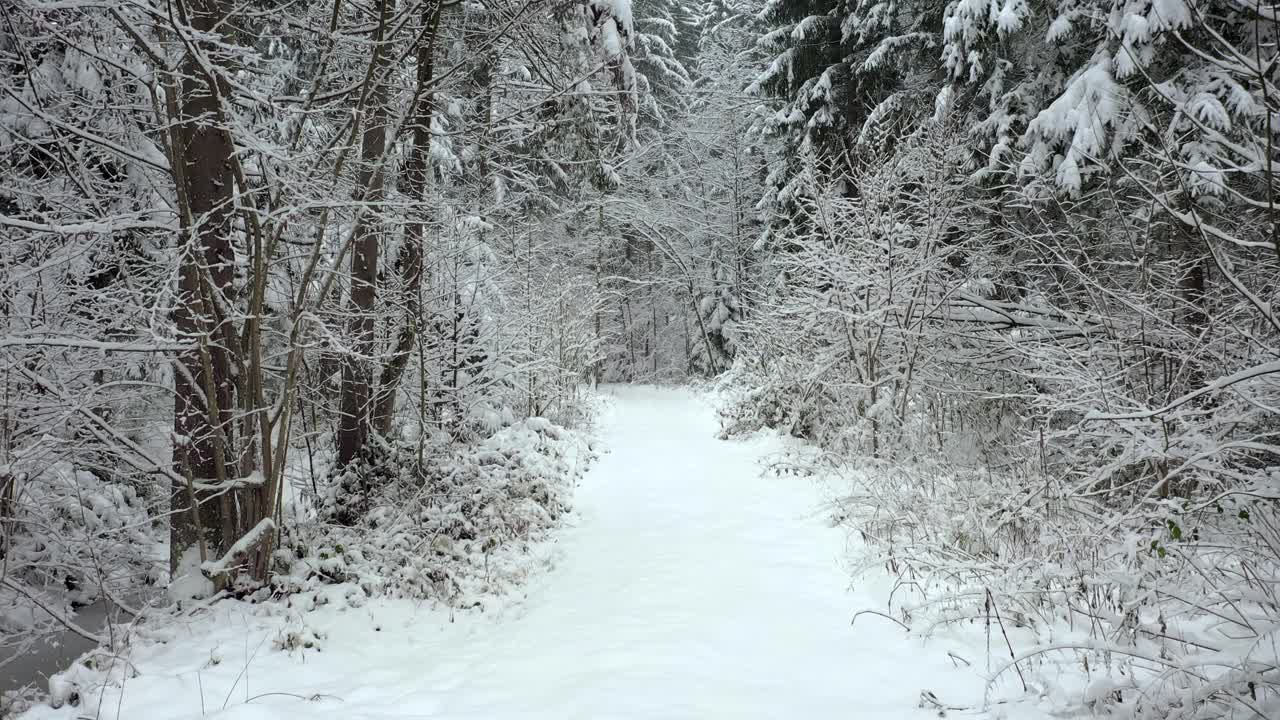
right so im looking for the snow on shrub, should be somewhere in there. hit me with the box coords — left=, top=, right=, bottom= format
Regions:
left=716, top=125, right=1280, bottom=719
left=3, top=462, right=163, bottom=599
left=0, top=460, right=162, bottom=712
left=728, top=422, right=1280, bottom=719
left=1, top=461, right=163, bottom=639
left=818, top=457, right=1280, bottom=719
left=271, top=417, right=594, bottom=610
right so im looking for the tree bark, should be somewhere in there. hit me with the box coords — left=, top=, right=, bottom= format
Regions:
left=337, top=0, right=395, bottom=466
left=169, top=0, right=259, bottom=575
left=373, top=2, right=442, bottom=436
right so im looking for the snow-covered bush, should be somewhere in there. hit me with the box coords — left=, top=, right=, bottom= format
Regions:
left=2, top=463, right=163, bottom=602
left=1, top=462, right=165, bottom=677
left=721, top=113, right=1280, bottom=716
left=811, top=455, right=1280, bottom=719
left=272, top=417, right=594, bottom=609
left=720, top=130, right=996, bottom=458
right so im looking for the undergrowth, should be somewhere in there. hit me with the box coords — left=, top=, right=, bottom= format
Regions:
left=722, top=384, right=1280, bottom=719
left=272, top=417, right=594, bottom=610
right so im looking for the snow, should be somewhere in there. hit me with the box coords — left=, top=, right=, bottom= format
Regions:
left=601, top=0, right=633, bottom=37
left=19, top=387, right=1028, bottom=720
left=1025, top=58, right=1123, bottom=193
left=1148, top=0, right=1192, bottom=31
left=601, top=18, right=624, bottom=57
left=168, top=546, right=215, bottom=603
left=1045, top=15, right=1073, bottom=43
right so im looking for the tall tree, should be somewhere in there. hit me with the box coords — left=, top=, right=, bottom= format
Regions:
left=337, top=0, right=396, bottom=467
left=168, top=0, right=260, bottom=576
left=373, top=1, right=444, bottom=436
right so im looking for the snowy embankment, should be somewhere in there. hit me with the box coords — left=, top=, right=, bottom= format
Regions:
left=18, top=387, right=1039, bottom=719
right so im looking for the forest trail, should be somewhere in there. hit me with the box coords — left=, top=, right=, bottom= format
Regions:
left=22, top=387, right=995, bottom=720
left=420, top=385, right=986, bottom=718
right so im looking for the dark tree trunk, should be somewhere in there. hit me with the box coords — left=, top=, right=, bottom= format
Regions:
left=373, top=3, right=442, bottom=436
left=169, top=0, right=259, bottom=575
left=337, top=0, right=395, bottom=466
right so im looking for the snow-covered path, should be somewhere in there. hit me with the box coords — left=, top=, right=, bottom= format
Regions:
left=23, top=387, right=991, bottom=720
left=433, top=385, right=960, bottom=718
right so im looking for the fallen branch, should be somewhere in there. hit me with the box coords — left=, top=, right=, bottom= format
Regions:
left=201, top=518, right=276, bottom=580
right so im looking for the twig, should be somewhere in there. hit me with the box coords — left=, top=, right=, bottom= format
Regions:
left=246, top=691, right=343, bottom=703
left=851, top=608, right=911, bottom=631
left=986, top=588, right=1028, bottom=693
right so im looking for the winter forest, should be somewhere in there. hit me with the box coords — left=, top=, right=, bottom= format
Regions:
left=1, top=0, right=1279, bottom=717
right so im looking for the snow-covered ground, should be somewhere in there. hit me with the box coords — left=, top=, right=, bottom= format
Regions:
left=19, top=386, right=1038, bottom=719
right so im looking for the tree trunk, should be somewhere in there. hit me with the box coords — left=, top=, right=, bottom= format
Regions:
left=169, top=0, right=259, bottom=576
left=337, top=0, right=394, bottom=466
left=373, top=3, right=442, bottom=436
